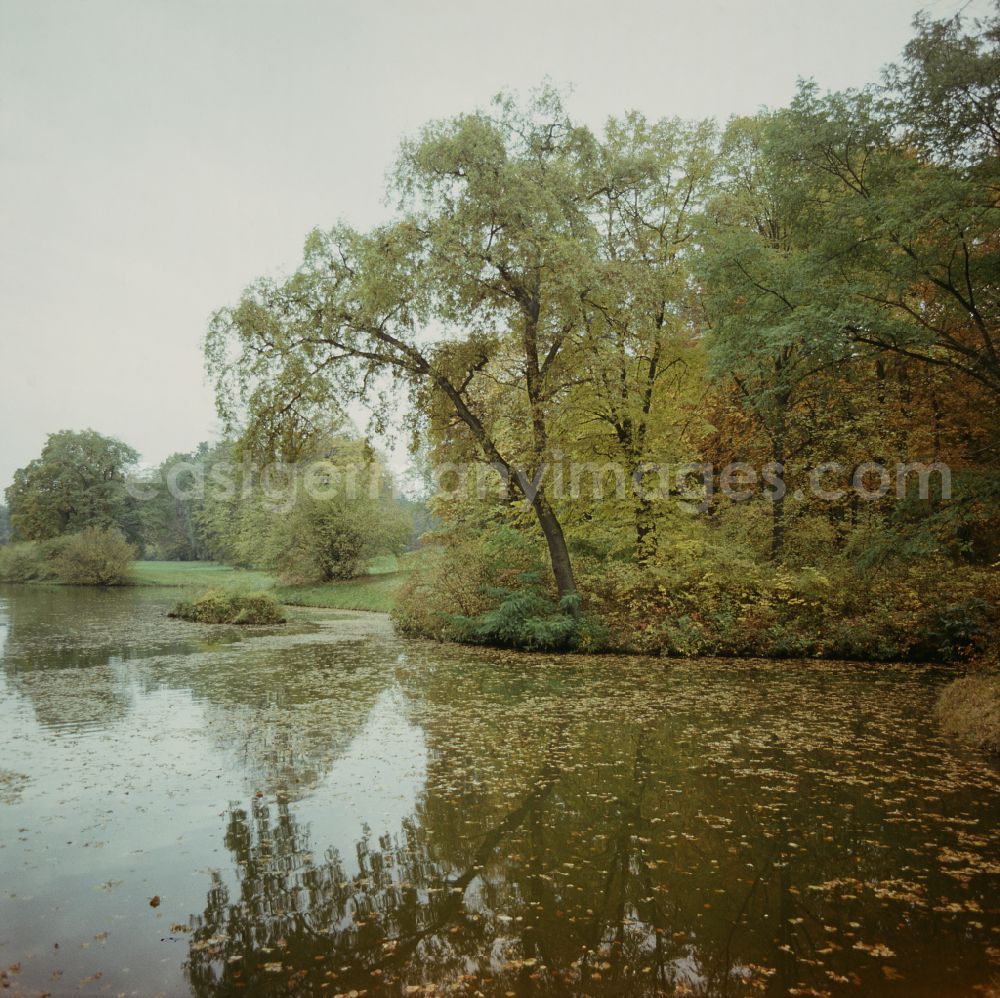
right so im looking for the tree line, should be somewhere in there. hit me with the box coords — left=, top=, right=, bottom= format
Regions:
left=204, top=7, right=998, bottom=657
left=0, top=427, right=415, bottom=585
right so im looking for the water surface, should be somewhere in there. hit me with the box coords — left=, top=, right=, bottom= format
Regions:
left=1, top=584, right=998, bottom=996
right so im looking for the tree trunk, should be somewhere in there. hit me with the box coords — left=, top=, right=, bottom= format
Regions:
left=770, top=426, right=786, bottom=562
left=634, top=493, right=657, bottom=562
left=771, top=485, right=786, bottom=562
left=428, top=308, right=579, bottom=614
left=767, top=382, right=790, bottom=563
left=530, top=488, right=579, bottom=612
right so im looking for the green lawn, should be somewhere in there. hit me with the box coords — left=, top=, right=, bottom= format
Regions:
left=131, top=561, right=277, bottom=591
left=132, top=554, right=416, bottom=613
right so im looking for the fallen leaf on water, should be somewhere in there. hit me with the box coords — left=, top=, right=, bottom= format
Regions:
left=852, top=941, right=895, bottom=957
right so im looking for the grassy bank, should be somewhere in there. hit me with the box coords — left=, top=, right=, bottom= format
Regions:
left=131, top=561, right=275, bottom=591
left=133, top=553, right=416, bottom=613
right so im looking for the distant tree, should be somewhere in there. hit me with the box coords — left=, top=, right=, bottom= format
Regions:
left=398, top=494, right=434, bottom=546
left=135, top=426, right=410, bottom=578
left=266, top=486, right=411, bottom=583
left=0, top=504, right=10, bottom=545
left=136, top=442, right=220, bottom=560
left=5, top=430, right=141, bottom=542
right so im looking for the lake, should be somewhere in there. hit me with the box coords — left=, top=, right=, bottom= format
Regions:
left=1, top=584, right=998, bottom=996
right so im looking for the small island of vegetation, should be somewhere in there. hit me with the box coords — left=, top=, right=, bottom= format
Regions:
left=168, top=589, right=287, bottom=626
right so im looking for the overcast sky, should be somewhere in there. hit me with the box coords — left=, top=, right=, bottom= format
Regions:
left=0, top=0, right=989, bottom=491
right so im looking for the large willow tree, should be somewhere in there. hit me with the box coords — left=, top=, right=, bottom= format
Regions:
left=207, top=89, right=605, bottom=605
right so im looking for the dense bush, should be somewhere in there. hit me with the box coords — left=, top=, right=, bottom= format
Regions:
left=0, top=528, right=135, bottom=586
left=392, top=527, right=536, bottom=640
left=445, top=573, right=608, bottom=652
left=392, top=526, right=598, bottom=651
left=265, top=493, right=410, bottom=584
left=49, top=527, right=137, bottom=585
left=581, top=554, right=998, bottom=661
left=169, top=589, right=286, bottom=625
left=0, top=542, right=55, bottom=582
left=394, top=529, right=998, bottom=661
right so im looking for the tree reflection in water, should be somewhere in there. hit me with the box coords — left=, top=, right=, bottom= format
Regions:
left=6, top=590, right=992, bottom=994
left=186, top=653, right=1000, bottom=997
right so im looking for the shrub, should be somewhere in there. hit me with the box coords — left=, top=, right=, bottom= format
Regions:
left=393, top=522, right=998, bottom=661
left=393, top=526, right=543, bottom=640
left=265, top=493, right=411, bottom=584
left=393, top=527, right=607, bottom=651
left=446, top=573, right=608, bottom=652
left=395, top=539, right=516, bottom=639
left=169, top=589, right=286, bottom=625
left=49, top=527, right=136, bottom=585
left=936, top=674, right=1000, bottom=755
left=0, top=542, right=55, bottom=582
left=577, top=550, right=1000, bottom=661
left=0, top=528, right=135, bottom=586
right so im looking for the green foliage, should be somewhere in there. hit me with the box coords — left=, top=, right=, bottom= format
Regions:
left=581, top=553, right=998, bottom=662
left=48, top=528, right=137, bottom=586
left=192, top=13, right=999, bottom=660
left=0, top=528, right=136, bottom=586
left=885, top=2, right=1000, bottom=165
left=135, top=442, right=221, bottom=561
left=393, top=528, right=606, bottom=650
left=0, top=542, right=55, bottom=582
left=266, top=491, right=410, bottom=584
left=397, top=524, right=997, bottom=662
left=169, top=589, right=286, bottom=625
left=392, top=526, right=540, bottom=639
left=446, top=574, right=607, bottom=652
left=5, top=430, right=141, bottom=542
left=206, top=87, right=629, bottom=605
left=65, top=14, right=981, bottom=668
left=179, top=437, right=413, bottom=584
